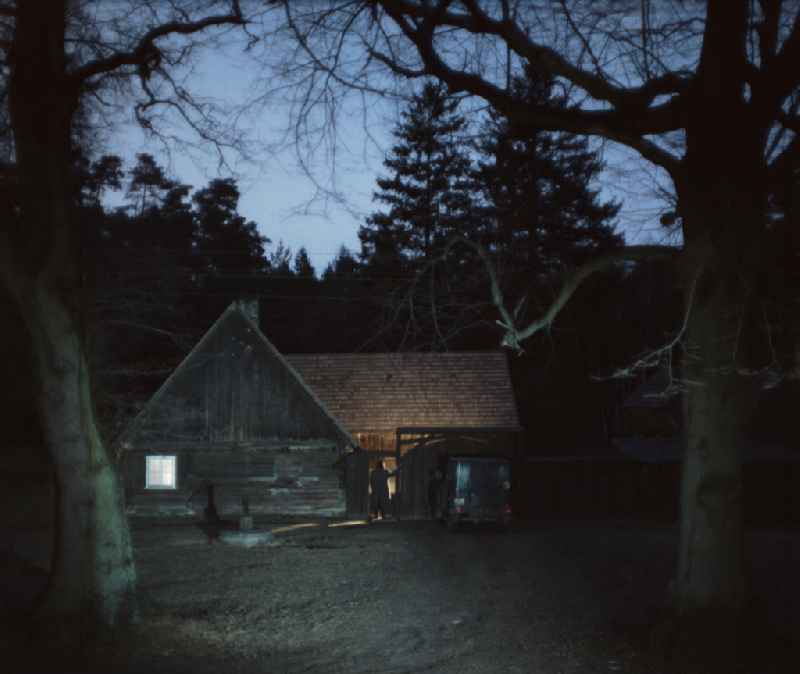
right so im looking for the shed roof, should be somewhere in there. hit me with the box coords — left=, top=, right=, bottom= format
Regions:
left=285, top=351, right=521, bottom=433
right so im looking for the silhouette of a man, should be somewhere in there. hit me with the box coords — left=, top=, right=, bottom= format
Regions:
left=370, top=461, right=393, bottom=520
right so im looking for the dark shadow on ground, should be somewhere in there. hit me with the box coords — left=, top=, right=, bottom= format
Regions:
left=0, top=550, right=48, bottom=614
left=195, top=518, right=238, bottom=542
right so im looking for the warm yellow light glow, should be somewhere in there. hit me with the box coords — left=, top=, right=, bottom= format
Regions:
left=327, top=520, right=369, bottom=528
left=270, top=523, right=320, bottom=534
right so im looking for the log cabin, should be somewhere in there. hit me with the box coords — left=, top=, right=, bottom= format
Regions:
left=118, top=299, right=521, bottom=518
left=117, top=299, right=355, bottom=517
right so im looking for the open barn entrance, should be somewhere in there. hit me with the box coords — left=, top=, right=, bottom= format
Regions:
left=368, top=456, right=397, bottom=498
left=393, top=427, right=519, bottom=519
left=342, top=451, right=397, bottom=519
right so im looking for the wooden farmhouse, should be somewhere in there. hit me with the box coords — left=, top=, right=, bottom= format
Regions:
left=117, top=300, right=355, bottom=517
left=118, top=300, right=521, bottom=519
left=288, top=351, right=522, bottom=516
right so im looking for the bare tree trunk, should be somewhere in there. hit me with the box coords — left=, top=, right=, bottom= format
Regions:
left=669, top=4, right=768, bottom=615
left=2, top=0, right=138, bottom=632
left=21, top=281, right=138, bottom=630
left=677, top=380, right=747, bottom=614
left=667, top=187, right=763, bottom=664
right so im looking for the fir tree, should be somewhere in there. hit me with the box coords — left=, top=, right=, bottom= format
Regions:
left=293, top=246, right=316, bottom=278
left=359, top=82, right=478, bottom=275
left=474, top=70, right=622, bottom=286
left=192, top=178, right=269, bottom=275
left=322, top=245, right=361, bottom=280
left=268, top=240, right=293, bottom=276
left=472, top=70, right=626, bottom=448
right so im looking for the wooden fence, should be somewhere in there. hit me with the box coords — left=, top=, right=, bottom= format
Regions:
left=513, top=457, right=800, bottom=527
left=344, top=448, right=800, bottom=526
left=512, top=458, right=680, bottom=522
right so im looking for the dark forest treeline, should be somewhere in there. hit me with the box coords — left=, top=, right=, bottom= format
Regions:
left=1, top=83, right=688, bottom=451
left=1, top=75, right=797, bottom=458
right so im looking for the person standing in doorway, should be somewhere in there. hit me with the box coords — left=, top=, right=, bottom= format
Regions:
left=370, top=461, right=393, bottom=520
left=427, top=467, right=443, bottom=519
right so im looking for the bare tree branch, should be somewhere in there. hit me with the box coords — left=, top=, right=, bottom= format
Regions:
left=766, top=108, right=800, bottom=184
left=376, top=0, right=686, bottom=178
left=435, top=236, right=678, bottom=353
left=755, top=0, right=782, bottom=67
left=380, top=0, right=691, bottom=112
left=69, top=1, right=246, bottom=87
left=758, top=6, right=800, bottom=113
left=596, top=261, right=703, bottom=390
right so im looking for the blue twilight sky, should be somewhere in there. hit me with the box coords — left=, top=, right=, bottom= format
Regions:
left=103, top=34, right=672, bottom=275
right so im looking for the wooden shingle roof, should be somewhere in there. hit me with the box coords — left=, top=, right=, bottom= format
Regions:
left=285, top=351, right=520, bottom=433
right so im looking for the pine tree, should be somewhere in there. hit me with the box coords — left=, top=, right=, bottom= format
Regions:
left=268, top=240, right=293, bottom=276
left=84, top=156, right=198, bottom=441
left=80, top=154, right=124, bottom=208
left=474, top=70, right=622, bottom=286
left=359, top=82, right=478, bottom=275
left=322, top=245, right=361, bottom=280
left=472, top=69, right=626, bottom=449
left=192, top=178, right=269, bottom=275
left=293, top=246, right=316, bottom=278
left=126, top=153, right=176, bottom=217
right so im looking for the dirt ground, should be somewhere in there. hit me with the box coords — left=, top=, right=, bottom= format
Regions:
left=4, top=518, right=800, bottom=674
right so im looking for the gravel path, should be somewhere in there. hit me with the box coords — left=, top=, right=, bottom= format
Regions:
left=5, top=518, right=799, bottom=673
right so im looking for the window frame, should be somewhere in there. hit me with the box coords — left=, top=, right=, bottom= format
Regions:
left=145, top=454, right=178, bottom=490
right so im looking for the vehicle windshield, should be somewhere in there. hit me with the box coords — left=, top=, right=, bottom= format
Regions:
left=454, top=460, right=510, bottom=494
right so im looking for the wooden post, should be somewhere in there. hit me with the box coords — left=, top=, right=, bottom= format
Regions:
left=239, top=495, right=253, bottom=531
left=395, top=429, right=401, bottom=515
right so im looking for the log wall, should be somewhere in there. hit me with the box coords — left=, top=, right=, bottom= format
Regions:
left=123, top=441, right=344, bottom=517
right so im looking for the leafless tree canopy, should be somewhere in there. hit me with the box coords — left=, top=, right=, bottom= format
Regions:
left=272, top=1, right=800, bottom=372
left=278, top=1, right=797, bottom=167
left=0, top=1, right=274, bottom=169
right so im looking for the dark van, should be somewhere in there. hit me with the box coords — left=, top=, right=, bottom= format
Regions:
left=438, top=455, right=512, bottom=530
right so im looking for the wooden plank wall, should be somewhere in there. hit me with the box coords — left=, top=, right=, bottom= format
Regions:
left=123, top=443, right=345, bottom=517
left=124, top=311, right=349, bottom=449
left=343, top=451, right=370, bottom=517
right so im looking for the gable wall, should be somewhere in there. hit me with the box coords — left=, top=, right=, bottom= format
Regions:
left=123, top=311, right=349, bottom=449
left=120, top=309, right=350, bottom=517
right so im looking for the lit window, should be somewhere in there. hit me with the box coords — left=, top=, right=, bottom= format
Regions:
left=145, top=455, right=177, bottom=489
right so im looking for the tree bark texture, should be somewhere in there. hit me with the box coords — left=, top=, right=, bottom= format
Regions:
left=3, top=1, right=138, bottom=629
left=676, top=278, right=751, bottom=616
left=668, top=1, right=768, bottom=620
left=20, top=281, right=138, bottom=629
left=672, top=162, right=765, bottom=620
